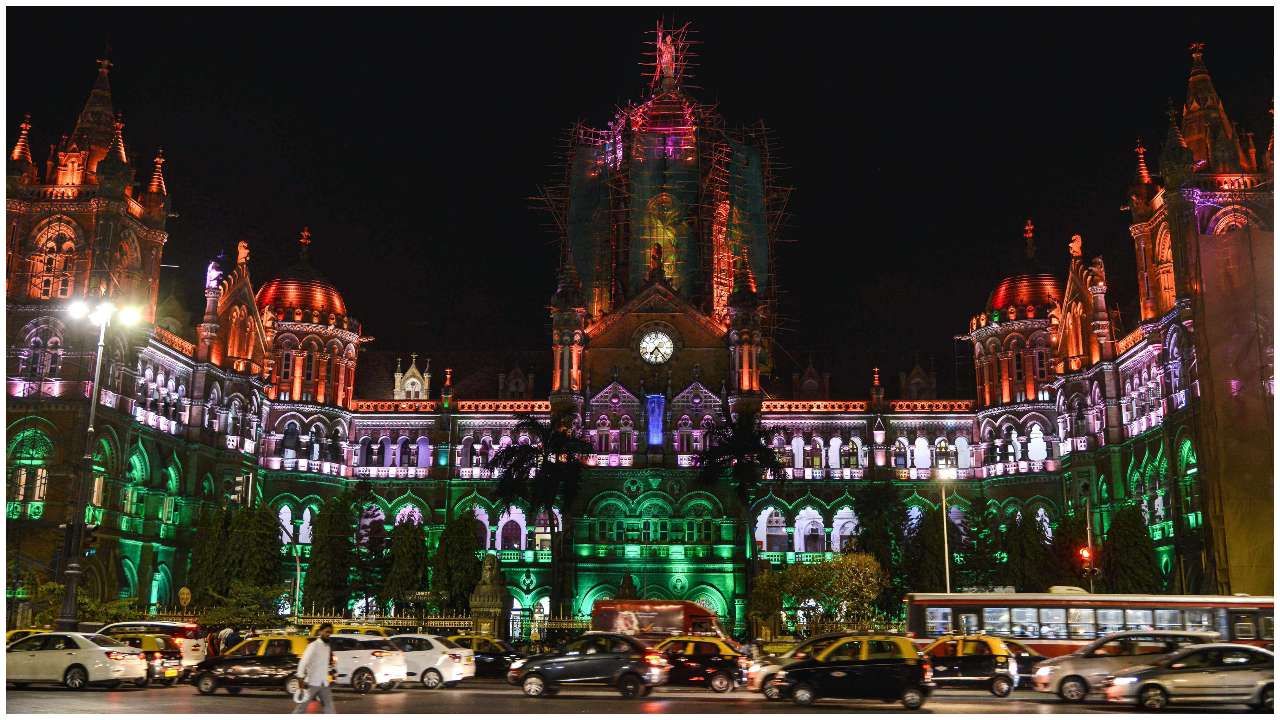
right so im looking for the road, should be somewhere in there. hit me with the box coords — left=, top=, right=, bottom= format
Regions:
left=6, top=679, right=1252, bottom=714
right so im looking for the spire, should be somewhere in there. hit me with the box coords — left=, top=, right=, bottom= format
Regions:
left=1133, top=138, right=1151, bottom=184
left=728, top=243, right=758, bottom=308
left=1160, top=100, right=1192, bottom=181
left=106, top=113, right=127, bottom=164
left=1180, top=42, right=1237, bottom=169
left=1267, top=101, right=1275, bottom=173
left=147, top=148, right=167, bottom=195
left=1022, top=218, right=1036, bottom=261
left=10, top=113, right=32, bottom=164
left=71, top=58, right=116, bottom=158
left=551, top=242, right=585, bottom=310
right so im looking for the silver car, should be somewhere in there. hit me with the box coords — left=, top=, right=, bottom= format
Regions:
left=1031, top=630, right=1218, bottom=701
left=1102, top=643, right=1272, bottom=711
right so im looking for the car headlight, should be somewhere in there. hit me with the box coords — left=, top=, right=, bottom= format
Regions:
left=508, top=659, right=525, bottom=670
left=774, top=671, right=787, bottom=679
left=748, top=663, right=762, bottom=673
left=1034, top=666, right=1054, bottom=678
left=1113, top=676, right=1139, bottom=686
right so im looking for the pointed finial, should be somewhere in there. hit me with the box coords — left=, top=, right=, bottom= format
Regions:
left=147, top=148, right=167, bottom=195
left=298, top=226, right=312, bottom=257
left=1188, top=41, right=1206, bottom=63
left=410, top=352, right=418, bottom=367
left=10, top=113, right=33, bottom=163
left=1023, top=218, right=1036, bottom=260
left=1134, top=138, right=1151, bottom=184
left=96, top=57, right=112, bottom=75
left=107, top=113, right=128, bottom=164
left=396, top=356, right=402, bottom=373
left=873, top=367, right=880, bottom=386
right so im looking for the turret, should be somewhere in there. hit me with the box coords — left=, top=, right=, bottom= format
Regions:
left=7, top=113, right=37, bottom=189
left=549, top=244, right=587, bottom=416
left=727, top=246, right=762, bottom=413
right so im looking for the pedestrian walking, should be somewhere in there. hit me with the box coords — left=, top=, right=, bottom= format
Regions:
left=293, top=623, right=336, bottom=714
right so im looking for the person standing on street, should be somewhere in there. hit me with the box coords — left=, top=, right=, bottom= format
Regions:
left=293, top=623, right=335, bottom=714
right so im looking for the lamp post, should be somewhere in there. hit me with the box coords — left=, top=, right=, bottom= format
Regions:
left=1082, top=481, right=1095, bottom=593
left=941, top=481, right=952, bottom=594
left=55, top=299, right=141, bottom=631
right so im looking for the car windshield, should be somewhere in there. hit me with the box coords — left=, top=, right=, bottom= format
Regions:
left=434, top=637, right=460, bottom=649
left=361, top=639, right=398, bottom=651
left=85, top=634, right=128, bottom=647
left=786, top=636, right=839, bottom=659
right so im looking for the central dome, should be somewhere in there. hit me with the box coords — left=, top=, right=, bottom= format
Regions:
left=985, top=272, right=1061, bottom=315
left=255, top=229, right=348, bottom=320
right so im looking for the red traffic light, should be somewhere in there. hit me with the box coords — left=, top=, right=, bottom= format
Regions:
left=1078, top=547, right=1092, bottom=562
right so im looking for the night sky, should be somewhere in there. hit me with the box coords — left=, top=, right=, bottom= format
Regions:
left=8, top=8, right=1273, bottom=398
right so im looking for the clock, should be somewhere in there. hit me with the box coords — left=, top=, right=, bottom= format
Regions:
left=638, top=330, right=675, bottom=365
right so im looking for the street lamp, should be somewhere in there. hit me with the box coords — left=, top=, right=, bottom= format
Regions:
left=55, top=299, right=141, bottom=631
left=940, top=478, right=952, bottom=594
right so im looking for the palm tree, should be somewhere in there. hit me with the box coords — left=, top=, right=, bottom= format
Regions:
left=489, top=411, right=593, bottom=615
left=695, top=401, right=784, bottom=636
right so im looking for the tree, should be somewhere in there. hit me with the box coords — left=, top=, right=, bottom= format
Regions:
left=489, top=411, right=592, bottom=613
left=198, top=579, right=290, bottom=629
left=1002, top=511, right=1054, bottom=592
left=772, top=553, right=888, bottom=633
left=431, top=512, right=482, bottom=612
left=963, top=498, right=1004, bottom=590
left=28, top=582, right=139, bottom=626
left=852, top=479, right=907, bottom=615
left=302, top=493, right=356, bottom=613
left=351, top=498, right=391, bottom=614
left=1101, top=504, right=1162, bottom=593
left=227, top=503, right=285, bottom=590
left=904, top=504, right=962, bottom=593
left=187, top=506, right=232, bottom=607
left=695, top=403, right=784, bottom=629
left=380, top=519, right=427, bottom=610
left=1048, top=511, right=1089, bottom=588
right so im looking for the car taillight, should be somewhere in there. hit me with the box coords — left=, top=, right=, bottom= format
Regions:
left=105, top=651, right=132, bottom=661
left=173, top=637, right=184, bottom=647
left=152, top=651, right=164, bottom=660
left=371, top=650, right=391, bottom=657
left=737, top=656, right=751, bottom=669
left=923, top=661, right=933, bottom=682
left=448, top=653, right=462, bottom=663
left=644, top=652, right=667, bottom=667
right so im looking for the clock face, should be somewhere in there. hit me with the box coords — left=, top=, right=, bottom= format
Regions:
left=638, top=330, right=675, bottom=365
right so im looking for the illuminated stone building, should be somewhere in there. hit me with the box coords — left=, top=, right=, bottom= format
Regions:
left=7, top=37, right=1272, bottom=628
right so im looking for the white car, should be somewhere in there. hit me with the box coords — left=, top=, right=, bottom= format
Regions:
left=389, top=634, right=475, bottom=689
left=328, top=634, right=408, bottom=693
left=97, top=620, right=207, bottom=671
left=7, top=632, right=147, bottom=689
left=1032, top=630, right=1218, bottom=701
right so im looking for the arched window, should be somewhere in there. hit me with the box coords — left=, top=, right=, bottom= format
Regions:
left=475, top=518, right=489, bottom=548
left=802, top=520, right=824, bottom=552
left=298, top=508, right=314, bottom=544
left=278, top=505, right=294, bottom=544
left=281, top=422, right=300, bottom=459
left=395, top=504, right=423, bottom=526
left=7, top=428, right=53, bottom=502
left=1027, top=424, right=1048, bottom=462
left=500, top=520, right=522, bottom=550
left=416, top=437, right=432, bottom=468
left=764, top=510, right=787, bottom=552
left=914, top=437, right=932, bottom=469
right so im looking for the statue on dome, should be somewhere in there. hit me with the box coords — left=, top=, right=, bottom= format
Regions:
left=236, top=240, right=250, bottom=265
left=657, top=32, right=676, bottom=85
left=1069, top=234, right=1083, bottom=258
left=205, top=254, right=225, bottom=289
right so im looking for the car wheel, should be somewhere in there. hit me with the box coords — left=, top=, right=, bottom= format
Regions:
left=990, top=675, right=1013, bottom=698
left=226, top=687, right=242, bottom=695
left=422, top=669, right=444, bottom=689
left=762, top=677, right=782, bottom=701
left=352, top=668, right=376, bottom=694
left=901, top=686, right=926, bottom=710
left=1058, top=676, right=1088, bottom=703
left=1252, top=684, right=1272, bottom=713
left=9, top=683, right=29, bottom=690
left=639, top=685, right=654, bottom=697
left=63, top=665, right=89, bottom=690
left=196, top=673, right=219, bottom=695
left=708, top=672, right=733, bottom=694
left=104, top=681, right=122, bottom=689
left=1139, top=684, right=1168, bottom=711
left=378, top=680, right=399, bottom=692
left=791, top=683, right=816, bottom=706
left=444, top=681, right=458, bottom=688
left=618, top=673, right=643, bottom=699
left=162, top=678, right=178, bottom=687
left=285, top=677, right=302, bottom=696
left=135, top=675, right=151, bottom=688
left=522, top=674, right=547, bottom=697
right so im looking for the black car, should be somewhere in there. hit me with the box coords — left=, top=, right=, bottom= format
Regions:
left=449, top=635, right=524, bottom=678
left=655, top=636, right=748, bottom=693
left=767, top=635, right=934, bottom=709
left=923, top=635, right=1037, bottom=696
left=507, top=632, right=670, bottom=698
left=190, top=635, right=308, bottom=695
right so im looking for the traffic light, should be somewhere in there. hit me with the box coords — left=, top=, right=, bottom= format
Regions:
left=1077, top=546, right=1100, bottom=577
left=83, top=524, right=100, bottom=557
left=1077, top=546, right=1092, bottom=563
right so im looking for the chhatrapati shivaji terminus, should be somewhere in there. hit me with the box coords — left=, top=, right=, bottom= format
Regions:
left=6, top=12, right=1272, bottom=644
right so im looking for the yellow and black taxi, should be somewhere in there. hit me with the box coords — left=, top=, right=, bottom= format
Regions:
left=447, top=635, right=523, bottom=678
left=111, top=633, right=184, bottom=686
left=653, top=635, right=748, bottom=693
left=767, top=634, right=934, bottom=709
left=922, top=634, right=1043, bottom=696
left=191, top=634, right=313, bottom=695
left=5, top=628, right=49, bottom=646
left=310, top=623, right=388, bottom=638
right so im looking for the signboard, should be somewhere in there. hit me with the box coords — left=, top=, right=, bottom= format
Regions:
left=178, top=586, right=192, bottom=609
left=592, top=601, right=688, bottom=636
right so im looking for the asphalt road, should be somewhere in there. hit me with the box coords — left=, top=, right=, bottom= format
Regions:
left=5, top=679, right=1255, bottom=714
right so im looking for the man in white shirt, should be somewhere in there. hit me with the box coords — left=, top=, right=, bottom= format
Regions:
left=293, top=623, right=335, bottom=713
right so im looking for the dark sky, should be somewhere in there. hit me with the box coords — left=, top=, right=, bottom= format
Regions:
left=8, top=8, right=1273, bottom=397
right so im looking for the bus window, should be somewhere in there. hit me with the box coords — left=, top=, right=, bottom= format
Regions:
left=925, top=607, right=951, bottom=636
left=959, top=613, right=980, bottom=634
left=1097, top=609, right=1124, bottom=634
left=1125, top=609, right=1154, bottom=630
left=1011, top=608, right=1038, bottom=638
left=1039, top=608, right=1066, bottom=639
left=1184, top=609, right=1213, bottom=632
left=983, top=608, right=1010, bottom=635
left=1068, top=608, right=1095, bottom=639
left=1231, top=613, right=1257, bottom=640
left=1261, top=616, right=1273, bottom=640
left=1155, top=609, right=1182, bottom=630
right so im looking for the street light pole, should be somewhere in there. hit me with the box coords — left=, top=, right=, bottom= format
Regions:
left=1083, top=482, right=1095, bottom=594
left=54, top=316, right=110, bottom=631
left=941, top=483, right=951, bottom=594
